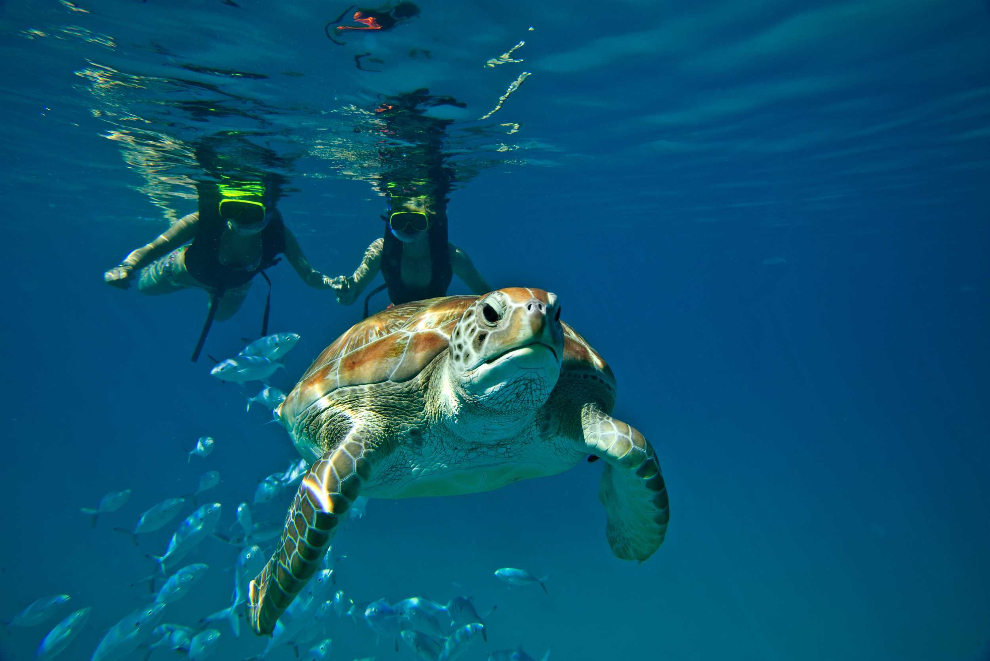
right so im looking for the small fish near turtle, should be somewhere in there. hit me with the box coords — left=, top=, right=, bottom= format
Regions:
left=80, top=489, right=131, bottom=527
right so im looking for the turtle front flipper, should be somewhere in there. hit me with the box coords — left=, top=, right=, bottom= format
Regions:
left=581, top=403, right=669, bottom=561
left=248, top=433, right=374, bottom=635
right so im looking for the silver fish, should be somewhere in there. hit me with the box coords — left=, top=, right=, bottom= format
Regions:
left=238, top=332, right=301, bottom=361
left=299, top=638, right=333, bottom=660
left=363, top=599, right=402, bottom=651
left=401, top=630, right=444, bottom=661
left=201, top=545, right=264, bottom=637
left=187, top=436, right=214, bottom=462
left=395, top=597, right=447, bottom=619
left=438, top=623, right=485, bottom=661
left=215, top=520, right=282, bottom=547
left=332, top=590, right=349, bottom=618
left=188, top=629, right=221, bottom=660
left=233, top=502, right=253, bottom=537
left=5, top=594, right=70, bottom=627
left=149, top=503, right=222, bottom=574
left=201, top=587, right=243, bottom=639
left=322, top=545, right=346, bottom=572
left=262, top=594, right=328, bottom=658
left=347, top=495, right=369, bottom=520
left=298, top=569, right=335, bottom=606
left=151, top=623, right=193, bottom=637
left=246, top=521, right=283, bottom=544
left=148, top=624, right=194, bottom=652
left=150, top=523, right=206, bottom=576
left=113, top=497, right=186, bottom=545
left=494, top=568, right=548, bottom=592
left=394, top=598, right=445, bottom=638
left=446, top=597, right=492, bottom=640
left=210, top=356, right=284, bottom=383
left=80, top=490, right=131, bottom=527
left=246, top=386, right=286, bottom=413
left=192, top=471, right=221, bottom=502
left=236, top=545, right=266, bottom=586
left=155, top=564, right=208, bottom=605
left=35, top=606, right=90, bottom=659
left=279, top=459, right=309, bottom=487
left=253, top=474, right=283, bottom=504
left=91, top=602, right=166, bottom=661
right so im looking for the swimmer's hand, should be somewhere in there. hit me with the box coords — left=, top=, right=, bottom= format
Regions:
left=104, top=265, right=134, bottom=289
left=329, top=275, right=355, bottom=305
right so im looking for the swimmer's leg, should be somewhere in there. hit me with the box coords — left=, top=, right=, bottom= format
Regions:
left=137, top=248, right=190, bottom=295
left=214, top=283, right=251, bottom=321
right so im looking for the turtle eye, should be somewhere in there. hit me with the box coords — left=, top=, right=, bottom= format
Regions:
left=482, top=303, right=500, bottom=325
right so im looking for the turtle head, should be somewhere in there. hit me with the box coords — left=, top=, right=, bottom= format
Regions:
left=446, top=288, right=564, bottom=415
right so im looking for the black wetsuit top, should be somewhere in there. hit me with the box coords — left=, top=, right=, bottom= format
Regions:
left=380, top=220, right=452, bottom=305
left=184, top=209, right=286, bottom=291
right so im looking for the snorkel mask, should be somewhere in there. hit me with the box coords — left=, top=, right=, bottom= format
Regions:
left=386, top=190, right=430, bottom=243
left=218, top=181, right=270, bottom=235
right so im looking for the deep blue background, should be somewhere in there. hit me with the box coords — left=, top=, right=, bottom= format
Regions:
left=2, top=0, right=989, bottom=659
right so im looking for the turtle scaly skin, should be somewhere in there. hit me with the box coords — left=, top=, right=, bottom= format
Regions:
left=249, top=288, right=669, bottom=635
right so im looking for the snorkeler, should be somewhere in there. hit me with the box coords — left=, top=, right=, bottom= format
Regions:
left=104, top=179, right=335, bottom=361
left=325, top=2, right=420, bottom=45
left=330, top=188, right=490, bottom=314
left=329, top=91, right=490, bottom=314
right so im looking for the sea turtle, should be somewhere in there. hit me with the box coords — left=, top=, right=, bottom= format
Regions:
left=249, top=288, right=669, bottom=635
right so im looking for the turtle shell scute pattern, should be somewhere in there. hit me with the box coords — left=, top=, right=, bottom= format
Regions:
left=561, top=323, right=616, bottom=390
left=280, top=293, right=618, bottom=430
left=280, top=296, right=476, bottom=427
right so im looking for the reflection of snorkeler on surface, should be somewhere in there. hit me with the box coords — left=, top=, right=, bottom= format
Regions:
left=104, top=172, right=336, bottom=361
left=325, top=1, right=420, bottom=45
left=330, top=90, right=491, bottom=315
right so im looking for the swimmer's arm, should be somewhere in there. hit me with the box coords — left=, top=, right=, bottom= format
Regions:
left=349, top=238, right=384, bottom=294
left=283, top=227, right=333, bottom=289
left=119, top=213, right=199, bottom=271
left=450, top=243, right=492, bottom=295
left=333, top=238, right=383, bottom=305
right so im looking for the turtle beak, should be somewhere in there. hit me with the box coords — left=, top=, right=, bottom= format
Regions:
left=521, top=295, right=563, bottom=364
left=480, top=296, right=562, bottom=365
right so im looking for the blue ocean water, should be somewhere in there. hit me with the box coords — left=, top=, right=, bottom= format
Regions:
left=2, top=0, right=989, bottom=660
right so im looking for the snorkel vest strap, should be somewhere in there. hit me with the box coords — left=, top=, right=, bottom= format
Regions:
left=259, top=270, right=273, bottom=337
left=189, top=269, right=276, bottom=363
left=191, top=290, right=223, bottom=362
left=362, top=282, right=389, bottom=318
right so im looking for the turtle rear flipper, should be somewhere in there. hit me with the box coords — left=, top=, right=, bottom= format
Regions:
left=581, top=404, right=669, bottom=561
left=249, top=431, right=375, bottom=636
